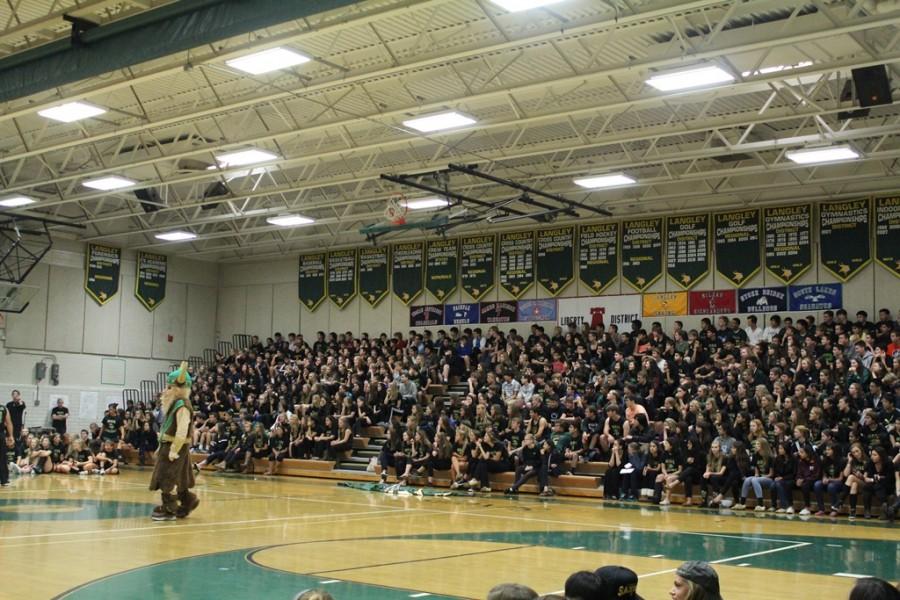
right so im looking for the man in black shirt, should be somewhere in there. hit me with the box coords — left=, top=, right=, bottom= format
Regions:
left=50, top=398, right=69, bottom=435
left=6, top=390, right=25, bottom=441
left=0, top=402, right=13, bottom=486
left=101, top=403, right=124, bottom=445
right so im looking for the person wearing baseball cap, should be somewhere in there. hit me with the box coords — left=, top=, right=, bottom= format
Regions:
left=593, top=565, right=643, bottom=600
left=670, top=561, right=723, bottom=600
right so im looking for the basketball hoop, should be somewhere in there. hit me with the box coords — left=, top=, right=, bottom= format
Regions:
left=385, top=193, right=409, bottom=225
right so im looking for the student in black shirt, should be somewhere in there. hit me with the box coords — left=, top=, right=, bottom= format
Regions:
left=50, top=399, right=69, bottom=435
left=6, top=390, right=26, bottom=441
left=100, top=404, right=124, bottom=445
left=265, top=425, right=289, bottom=475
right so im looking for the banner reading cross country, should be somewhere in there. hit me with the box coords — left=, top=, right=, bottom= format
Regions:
left=358, top=246, right=389, bottom=307
left=85, top=244, right=121, bottom=306
left=714, top=209, right=760, bottom=287
left=874, top=195, right=900, bottom=278
left=135, top=251, right=167, bottom=311
left=764, top=204, right=812, bottom=284
left=327, top=249, right=357, bottom=309
left=819, top=198, right=871, bottom=282
left=298, top=253, right=326, bottom=311
left=499, top=231, right=535, bottom=298
left=460, top=234, right=495, bottom=300
left=621, top=218, right=663, bottom=292
left=579, top=222, right=618, bottom=294
left=425, top=237, right=458, bottom=301
left=392, top=241, right=424, bottom=305
left=666, top=214, right=709, bottom=290
left=536, top=226, right=574, bottom=295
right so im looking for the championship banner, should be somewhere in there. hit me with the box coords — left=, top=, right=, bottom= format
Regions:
left=444, top=303, right=479, bottom=325
left=85, top=244, right=121, bottom=305
left=499, top=231, right=535, bottom=298
left=425, top=238, right=458, bottom=301
left=714, top=209, right=760, bottom=287
left=688, top=290, right=737, bottom=315
left=460, top=234, right=495, bottom=300
left=536, top=226, right=574, bottom=295
left=327, top=249, right=357, bottom=309
left=480, top=301, right=518, bottom=323
left=135, top=251, right=166, bottom=311
left=298, top=253, right=326, bottom=311
left=557, top=295, right=642, bottom=330
left=643, top=292, right=688, bottom=317
left=579, top=223, right=618, bottom=294
left=819, top=198, right=871, bottom=282
left=409, top=304, right=443, bottom=327
left=788, top=284, right=843, bottom=311
left=737, top=287, right=788, bottom=314
left=875, top=195, right=900, bottom=277
left=764, top=204, right=812, bottom=284
left=622, top=218, right=663, bottom=292
left=518, top=299, right=558, bottom=322
left=359, top=246, right=389, bottom=307
left=666, top=214, right=709, bottom=290
left=392, top=241, right=424, bottom=305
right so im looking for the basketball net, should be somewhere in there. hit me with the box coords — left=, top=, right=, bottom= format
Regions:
left=384, top=194, right=408, bottom=225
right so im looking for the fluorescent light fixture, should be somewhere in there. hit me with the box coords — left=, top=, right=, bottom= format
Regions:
left=82, top=175, right=136, bottom=191
left=0, top=195, right=36, bottom=208
left=403, top=111, right=476, bottom=133
left=785, top=145, right=860, bottom=165
left=646, top=65, right=734, bottom=91
left=573, top=173, right=636, bottom=189
left=37, top=101, right=106, bottom=123
left=225, top=47, right=310, bottom=75
left=401, top=197, right=449, bottom=210
left=155, top=231, right=197, bottom=242
left=266, top=214, right=315, bottom=227
left=215, top=148, right=278, bottom=168
left=490, top=0, right=566, bottom=11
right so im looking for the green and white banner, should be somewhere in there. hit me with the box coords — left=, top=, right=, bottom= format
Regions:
left=85, top=244, right=121, bottom=306
left=499, top=231, right=535, bottom=299
left=392, top=241, right=424, bottom=305
left=460, top=234, right=495, bottom=300
left=536, top=226, right=574, bottom=296
left=298, top=253, right=326, bottom=311
left=819, top=198, right=871, bottom=282
left=875, top=195, right=900, bottom=278
left=666, top=214, right=709, bottom=290
left=714, top=209, right=760, bottom=287
left=327, top=249, right=357, bottom=309
left=764, top=204, right=812, bottom=285
left=579, top=223, right=618, bottom=295
left=135, top=251, right=166, bottom=311
left=359, top=246, right=389, bottom=307
left=622, top=218, right=663, bottom=292
left=426, top=238, right=458, bottom=301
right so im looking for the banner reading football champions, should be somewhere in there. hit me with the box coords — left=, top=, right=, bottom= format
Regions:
left=85, top=244, right=121, bottom=306
left=392, top=242, right=424, bottom=305
left=327, top=249, right=356, bottom=309
left=135, top=251, right=166, bottom=311
left=621, top=218, right=663, bottom=292
left=714, top=209, right=760, bottom=287
left=875, top=195, right=900, bottom=278
left=298, top=253, right=326, bottom=311
left=536, top=226, right=574, bottom=295
left=460, top=234, right=495, bottom=299
left=579, top=223, right=618, bottom=294
left=764, top=204, right=812, bottom=284
left=667, top=214, right=709, bottom=290
left=359, top=246, right=389, bottom=307
left=499, top=231, right=535, bottom=298
left=425, top=238, right=458, bottom=301
left=819, top=199, right=871, bottom=282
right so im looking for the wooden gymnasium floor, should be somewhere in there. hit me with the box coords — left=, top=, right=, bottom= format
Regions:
left=1, top=470, right=897, bottom=600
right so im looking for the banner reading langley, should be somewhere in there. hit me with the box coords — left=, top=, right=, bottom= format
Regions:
left=667, top=214, right=709, bottom=290
left=579, top=223, right=618, bottom=294
left=875, top=195, right=900, bottom=278
left=85, top=244, right=121, bottom=306
left=714, top=209, right=760, bottom=287
left=392, top=241, right=424, bottom=305
left=536, top=226, right=574, bottom=296
left=764, top=204, right=812, bottom=285
left=327, top=249, right=356, bottom=309
left=499, top=231, right=535, bottom=298
left=298, top=253, right=326, bottom=311
left=819, top=199, right=871, bottom=282
left=135, top=251, right=166, bottom=311
left=621, top=218, right=663, bottom=292
left=460, top=234, right=495, bottom=300
left=359, top=246, right=389, bottom=307
left=426, top=238, right=459, bottom=301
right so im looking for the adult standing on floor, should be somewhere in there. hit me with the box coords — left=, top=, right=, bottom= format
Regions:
left=6, top=390, right=26, bottom=441
left=50, top=398, right=69, bottom=435
left=0, top=400, right=13, bottom=487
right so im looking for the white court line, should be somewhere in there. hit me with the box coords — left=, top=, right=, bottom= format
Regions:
left=319, top=580, right=340, bottom=584
left=737, top=563, right=751, bottom=567
left=571, top=546, right=586, bottom=550
left=834, top=573, right=871, bottom=578
left=409, top=593, right=431, bottom=598
left=650, top=554, right=665, bottom=558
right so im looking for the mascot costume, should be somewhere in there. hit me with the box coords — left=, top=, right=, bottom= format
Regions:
left=149, top=361, right=199, bottom=521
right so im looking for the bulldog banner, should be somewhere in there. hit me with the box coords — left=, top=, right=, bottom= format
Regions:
left=737, top=286, right=788, bottom=314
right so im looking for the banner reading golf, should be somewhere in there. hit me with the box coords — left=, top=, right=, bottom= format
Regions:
left=875, top=195, right=900, bottom=278
left=714, top=209, right=760, bottom=287
left=85, top=244, right=121, bottom=306
left=135, top=251, right=166, bottom=311
left=392, top=241, right=424, bottom=305
left=327, top=249, right=356, bottom=309
left=359, top=246, right=389, bottom=307
left=536, top=226, right=574, bottom=295
left=819, top=198, right=871, bottom=282
left=460, top=234, right=495, bottom=299
left=621, top=218, right=663, bottom=292
left=499, top=231, right=535, bottom=298
left=764, top=204, right=812, bottom=284
left=579, top=223, right=618, bottom=294
left=298, top=253, right=326, bottom=311
left=667, top=214, right=709, bottom=290
left=425, top=238, right=458, bottom=301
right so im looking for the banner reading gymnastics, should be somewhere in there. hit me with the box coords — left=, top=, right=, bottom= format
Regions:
left=579, top=223, right=618, bottom=294
left=714, top=209, right=760, bottom=287
left=764, top=204, right=812, bottom=284
left=819, top=199, right=871, bottom=282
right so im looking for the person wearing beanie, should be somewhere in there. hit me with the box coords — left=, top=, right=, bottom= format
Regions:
left=670, top=561, right=723, bottom=600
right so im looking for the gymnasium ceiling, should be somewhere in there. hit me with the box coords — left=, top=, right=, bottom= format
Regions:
left=1, top=0, right=900, bottom=262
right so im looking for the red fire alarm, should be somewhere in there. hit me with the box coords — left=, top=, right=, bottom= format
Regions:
left=167, top=334, right=174, bottom=343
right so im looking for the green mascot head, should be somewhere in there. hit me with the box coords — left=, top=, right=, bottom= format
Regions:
left=167, top=361, right=193, bottom=388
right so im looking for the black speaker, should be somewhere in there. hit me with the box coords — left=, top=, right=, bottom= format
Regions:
left=201, top=181, right=229, bottom=210
left=35, top=362, right=46, bottom=381
left=852, top=65, right=892, bottom=107
left=134, top=188, right=163, bottom=213
left=50, top=363, right=60, bottom=386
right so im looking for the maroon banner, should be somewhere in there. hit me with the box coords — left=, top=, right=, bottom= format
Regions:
left=688, top=289, right=737, bottom=315
left=479, top=301, right=518, bottom=324
left=409, top=304, right=443, bottom=327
